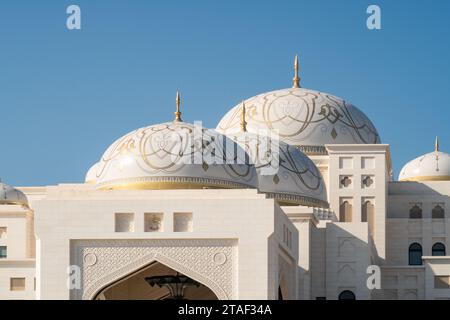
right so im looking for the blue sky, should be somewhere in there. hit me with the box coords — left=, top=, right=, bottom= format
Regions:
left=1, top=0, right=450, bottom=186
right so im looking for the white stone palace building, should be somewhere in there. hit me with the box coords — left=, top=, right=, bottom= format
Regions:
left=1, top=57, right=450, bottom=300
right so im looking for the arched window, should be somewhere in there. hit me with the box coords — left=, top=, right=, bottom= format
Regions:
left=340, top=201, right=353, bottom=222
left=362, top=200, right=375, bottom=236
left=361, top=200, right=375, bottom=222
left=432, top=243, right=446, bottom=256
left=432, top=205, right=445, bottom=219
left=338, top=290, right=356, bottom=300
left=409, top=205, right=422, bottom=219
left=409, top=243, right=423, bottom=265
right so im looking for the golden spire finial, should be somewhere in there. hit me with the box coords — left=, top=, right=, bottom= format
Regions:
left=240, top=101, right=247, bottom=132
left=293, top=54, right=300, bottom=88
left=174, top=91, right=182, bottom=122
left=435, top=136, right=440, bottom=154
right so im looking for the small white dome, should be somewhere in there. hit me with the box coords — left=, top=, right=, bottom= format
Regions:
left=223, top=129, right=328, bottom=207
left=217, top=87, right=380, bottom=155
left=95, top=121, right=258, bottom=190
left=0, top=182, right=28, bottom=206
left=85, top=162, right=100, bottom=184
left=399, top=142, right=450, bottom=182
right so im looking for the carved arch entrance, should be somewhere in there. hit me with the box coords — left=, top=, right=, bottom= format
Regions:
left=70, top=239, right=236, bottom=300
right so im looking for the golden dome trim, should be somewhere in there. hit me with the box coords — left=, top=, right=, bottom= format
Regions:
left=96, top=176, right=256, bottom=190
left=400, top=175, right=450, bottom=182
left=264, top=192, right=329, bottom=208
left=0, top=200, right=29, bottom=207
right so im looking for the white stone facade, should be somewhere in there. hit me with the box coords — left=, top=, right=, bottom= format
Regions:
left=2, top=75, right=450, bottom=300
left=0, top=141, right=449, bottom=300
left=0, top=142, right=449, bottom=300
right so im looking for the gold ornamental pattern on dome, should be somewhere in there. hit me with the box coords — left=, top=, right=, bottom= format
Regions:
left=229, top=132, right=328, bottom=208
left=217, top=88, right=381, bottom=153
left=95, top=121, right=258, bottom=190
left=230, top=131, right=328, bottom=208
left=232, top=133, right=323, bottom=190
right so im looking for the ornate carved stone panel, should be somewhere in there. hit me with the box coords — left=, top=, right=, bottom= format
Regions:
left=70, top=239, right=237, bottom=300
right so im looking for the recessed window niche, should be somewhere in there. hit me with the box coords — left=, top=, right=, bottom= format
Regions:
left=144, top=213, right=164, bottom=232
left=115, top=213, right=135, bottom=233
left=339, top=157, right=353, bottom=169
left=173, top=213, right=193, bottom=232
left=0, top=227, right=7, bottom=239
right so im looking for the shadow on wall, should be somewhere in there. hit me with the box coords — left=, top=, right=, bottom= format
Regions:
left=389, top=181, right=450, bottom=197
left=388, top=182, right=450, bottom=217
left=325, top=224, right=372, bottom=300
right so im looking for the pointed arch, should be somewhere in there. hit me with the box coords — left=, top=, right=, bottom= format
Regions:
left=432, top=205, right=445, bottom=219
left=432, top=242, right=446, bottom=256
left=85, top=252, right=228, bottom=300
left=409, top=243, right=423, bottom=266
left=338, top=290, right=356, bottom=300
left=340, top=201, right=353, bottom=222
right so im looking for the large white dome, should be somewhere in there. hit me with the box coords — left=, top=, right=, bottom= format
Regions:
left=85, top=162, right=100, bottom=184
left=217, top=87, right=380, bottom=155
left=224, top=130, right=328, bottom=207
left=95, top=121, right=258, bottom=190
left=399, top=139, right=450, bottom=181
left=0, top=182, right=28, bottom=206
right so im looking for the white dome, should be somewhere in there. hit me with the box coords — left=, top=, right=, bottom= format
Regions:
left=217, top=87, right=380, bottom=155
left=399, top=147, right=450, bottom=182
left=95, top=121, right=258, bottom=190
left=225, top=131, right=328, bottom=207
left=85, top=162, right=100, bottom=184
left=0, top=182, right=28, bottom=206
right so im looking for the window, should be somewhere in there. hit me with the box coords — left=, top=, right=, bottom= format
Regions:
left=409, top=204, right=422, bottom=219
left=339, top=200, right=353, bottom=222
left=173, top=213, right=193, bottom=232
left=435, top=276, right=450, bottom=289
left=340, top=176, right=352, bottom=188
left=144, top=213, right=163, bottom=232
left=338, top=290, right=356, bottom=300
left=362, top=176, right=374, bottom=188
left=115, top=213, right=135, bottom=232
left=361, top=157, right=375, bottom=169
left=0, top=246, right=7, bottom=259
left=0, top=227, right=6, bottom=239
left=409, top=243, right=423, bottom=265
left=339, top=157, right=353, bottom=169
left=432, top=243, right=446, bottom=256
left=10, top=278, right=26, bottom=291
left=432, top=205, right=445, bottom=219
left=361, top=200, right=375, bottom=223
